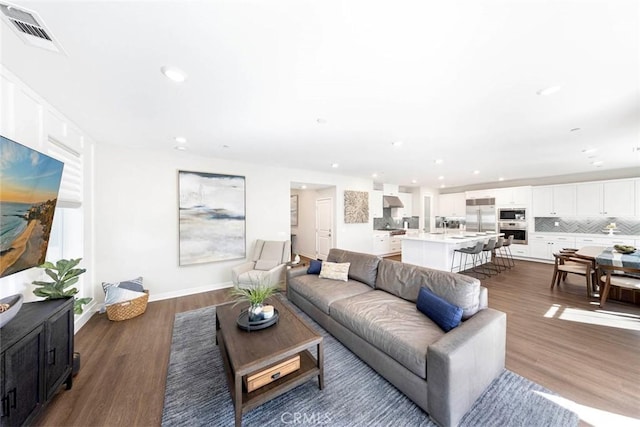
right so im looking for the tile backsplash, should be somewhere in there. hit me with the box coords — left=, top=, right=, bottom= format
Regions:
left=534, top=217, right=640, bottom=236
left=373, top=208, right=419, bottom=229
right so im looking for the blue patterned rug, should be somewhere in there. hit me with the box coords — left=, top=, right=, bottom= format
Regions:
left=161, top=302, right=579, bottom=427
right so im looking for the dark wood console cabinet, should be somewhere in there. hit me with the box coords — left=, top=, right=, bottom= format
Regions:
left=1, top=298, right=74, bottom=426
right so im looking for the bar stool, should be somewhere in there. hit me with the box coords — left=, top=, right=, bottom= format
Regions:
left=451, top=241, right=486, bottom=278
left=501, top=235, right=515, bottom=268
left=481, top=238, right=499, bottom=276
left=493, top=236, right=508, bottom=271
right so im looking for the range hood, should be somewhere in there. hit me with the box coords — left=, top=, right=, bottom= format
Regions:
left=383, top=195, right=404, bottom=208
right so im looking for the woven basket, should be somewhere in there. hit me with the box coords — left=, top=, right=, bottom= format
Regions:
left=106, top=290, right=149, bottom=321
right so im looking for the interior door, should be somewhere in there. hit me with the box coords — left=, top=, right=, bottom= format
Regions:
left=315, top=198, right=333, bottom=260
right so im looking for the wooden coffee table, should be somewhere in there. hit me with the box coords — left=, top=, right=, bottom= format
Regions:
left=216, top=297, right=324, bottom=427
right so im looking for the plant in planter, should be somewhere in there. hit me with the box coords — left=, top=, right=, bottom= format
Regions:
left=32, top=258, right=92, bottom=315
left=229, top=274, right=280, bottom=321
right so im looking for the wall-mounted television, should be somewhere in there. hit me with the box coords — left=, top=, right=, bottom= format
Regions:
left=0, top=135, right=64, bottom=278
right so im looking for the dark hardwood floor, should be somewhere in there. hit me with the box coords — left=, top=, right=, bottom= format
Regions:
left=35, top=257, right=640, bottom=426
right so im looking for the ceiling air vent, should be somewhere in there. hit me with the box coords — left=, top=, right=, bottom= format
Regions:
left=0, top=1, right=66, bottom=54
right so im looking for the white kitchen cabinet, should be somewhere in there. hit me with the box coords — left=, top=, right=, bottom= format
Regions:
left=390, top=235, right=402, bottom=254
left=509, top=244, right=530, bottom=258
left=372, top=232, right=390, bottom=255
left=575, top=180, right=635, bottom=217
left=398, top=192, right=413, bottom=217
left=495, top=186, right=531, bottom=207
left=466, top=189, right=496, bottom=200
left=371, top=190, right=384, bottom=218
left=437, top=192, right=466, bottom=217
left=383, top=183, right=399, bottom=196
left=575, top=236, right=636, bottom=248
left=532, top=185, right=576, bottom=217
left=529, top=234, right=576, bottom=260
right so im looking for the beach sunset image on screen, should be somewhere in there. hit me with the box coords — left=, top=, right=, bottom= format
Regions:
left=0, top=136, right=64, bottom=278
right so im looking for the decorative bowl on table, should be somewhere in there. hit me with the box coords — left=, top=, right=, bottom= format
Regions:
left=0, top=294, right=24, bottom=328
left=613, top=245, right=636, bottom=254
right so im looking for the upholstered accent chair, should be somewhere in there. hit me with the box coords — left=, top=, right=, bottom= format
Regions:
left=231, top=239, right=291, bottom=288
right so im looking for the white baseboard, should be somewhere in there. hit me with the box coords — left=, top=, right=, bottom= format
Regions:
left=73, top=282, right=234, bottom=333
left=148, top=281, right=234, bottom=302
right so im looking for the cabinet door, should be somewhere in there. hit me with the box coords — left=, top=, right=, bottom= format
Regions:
left=575, top=183, right=602, bottom=216
left=529, top=239, right=549, bottom=259
left=45, top=306, right=73, bottom=400
left=552, top=185, right=576, bottom=216
left=532, top=187, right=553, bottom=216
left=603, top=181, right=635, bottom=216
left=2, top=326, right=44, bottom=427
left=511, top=187, right=531, bottom=206
left=372, top=234, right=389, bottom=255
left=371, top=190, right=384, bottom=218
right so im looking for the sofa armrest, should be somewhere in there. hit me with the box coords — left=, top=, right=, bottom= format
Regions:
left=287, top=265, right=308, bottom=280
left=427, top=308, right=506, bottom=427
left=231, top=261, right=255, bottom=284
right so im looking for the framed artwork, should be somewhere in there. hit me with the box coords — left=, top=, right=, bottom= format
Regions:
left=290, top=195, right=298, bottom=226
left=344, top=190, right=369, bottom=223
left=178, top=171, right=246, bottom=266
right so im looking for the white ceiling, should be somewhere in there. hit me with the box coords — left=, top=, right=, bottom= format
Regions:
left=1, top=0, right=638, bottom=190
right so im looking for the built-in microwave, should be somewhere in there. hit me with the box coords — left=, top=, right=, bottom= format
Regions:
left=499, top=208, right=526, bottom=221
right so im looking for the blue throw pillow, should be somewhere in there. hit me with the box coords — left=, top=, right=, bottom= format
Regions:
left=416, top=287, right=463, bottom=332
left=307, top=259, right=322, bottom=275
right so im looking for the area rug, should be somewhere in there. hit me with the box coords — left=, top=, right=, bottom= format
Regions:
left=161, top=302, right=579, bottom=427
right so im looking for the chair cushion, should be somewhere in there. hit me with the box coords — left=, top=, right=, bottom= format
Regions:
left=416, top=287, right=463, bottom=332
left=319, top=262, right=350, bottom=281
left=254, top=259, right=279, bottom=271
left=602, top=275, right=640, bottom=290
left=287, top=274, right=372, bottom=314
left=330, top=290, right=445, bottom=379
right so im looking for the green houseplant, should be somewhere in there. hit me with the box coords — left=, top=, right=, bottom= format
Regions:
left=32, top=258, right=92, bottom=315
left=229, top=275, right=280, bottom=321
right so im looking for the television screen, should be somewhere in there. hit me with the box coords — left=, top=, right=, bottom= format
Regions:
left=0, top=135, right=64, bottom=278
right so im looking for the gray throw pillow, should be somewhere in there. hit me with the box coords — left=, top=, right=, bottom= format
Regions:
left=102, top=276, right=144, bottom=293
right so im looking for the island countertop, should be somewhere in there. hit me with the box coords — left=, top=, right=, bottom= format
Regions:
left=402, top=230, right=504, bottom=244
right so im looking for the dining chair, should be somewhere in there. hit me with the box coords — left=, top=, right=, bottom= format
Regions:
left=550, top=252, right=596, bottom=298
left=597, top=264, right=640, bottom=307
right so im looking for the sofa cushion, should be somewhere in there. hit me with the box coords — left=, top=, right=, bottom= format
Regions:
left=416, top=287, right=463, bottom=332
left=307, top=259, right=322, bottom=274
left=287, top=275, right=373, bottom=315
left=319, top=262, right=350, bottom=281
left=330, top=290, right=445, bottom=379
left=375, top=259, right=481, bottom=319
left=327, top=248, right=381, bottom=288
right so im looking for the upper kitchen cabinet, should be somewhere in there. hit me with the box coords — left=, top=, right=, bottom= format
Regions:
left=398, top=192, right=413, bottom=217
left=495, top=186, right=531, bottom=207
left=532, top=185, right=576, bottom=217
left=371, top=190, right=384, bottom=218
left=383, top=183, right=399, bottom=196
left=466, top=189, right=496, bottom=200
left=437, top=192, right=466, bottom=217
left=575, top=180, right=636, bottom=217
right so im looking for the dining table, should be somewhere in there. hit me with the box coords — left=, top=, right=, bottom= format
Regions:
left=575, top=245, right=640, bottom=303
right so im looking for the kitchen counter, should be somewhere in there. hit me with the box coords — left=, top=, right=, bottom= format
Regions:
left=402, top=231, right=504, bottom=272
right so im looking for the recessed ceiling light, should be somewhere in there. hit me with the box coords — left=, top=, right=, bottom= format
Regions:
left=411, top=179, right=417, bottom=184
left=222, top=144, right=230, bottom=149
left=498, top=177, right=505, bottom=181
left=440, top=184, right=446, bottom=188
left=438, top=176, right=444, bottom=180
left=372, top=173, right=378, bottom=178
left=161, top=66, right=187, bottom=83
left=570, top=128, right=581, bottom=132
left=582, top=148, right=597, bottom=154
left=591, top=160, right=604, bottom=166
left=434, top=159, right=443, bottom=164
left=391, top=141, right=403, bottom=147
left=473, top=170, right=480, bottom=175
left=316, top=118, right=327, bottom=124
left=331, top=163, right=339, bottom=168
left=174, top=145, right=187, bottom=151
left=175, top=136, right=187, bottom=144
left=537, top=85, right=562, bottom=96
left=301, top=185, right=307, bottom=189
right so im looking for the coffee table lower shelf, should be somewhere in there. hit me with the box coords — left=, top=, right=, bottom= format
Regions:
left=217, top=330, right=323, bottom=424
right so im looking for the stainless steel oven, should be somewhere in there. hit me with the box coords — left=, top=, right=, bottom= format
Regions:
left=499, top=221, right=527, bottom=244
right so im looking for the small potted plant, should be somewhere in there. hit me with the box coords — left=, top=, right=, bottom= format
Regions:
left=229, top=274, right=280, bottom=322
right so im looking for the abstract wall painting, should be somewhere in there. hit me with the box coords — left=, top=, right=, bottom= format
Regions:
left=178, top=171, right=245, bottom=266
left=344, top=190, right=369, bottom=223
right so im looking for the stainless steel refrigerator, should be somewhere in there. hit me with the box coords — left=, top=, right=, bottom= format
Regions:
left=466, top=198, right=496, bottom=232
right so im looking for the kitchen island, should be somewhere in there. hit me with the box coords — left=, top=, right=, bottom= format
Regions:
left=402, top=231, right=504, bottom=272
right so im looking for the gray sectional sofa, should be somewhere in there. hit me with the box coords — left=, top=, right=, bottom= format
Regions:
left=286, top=249, right=507, bottom=427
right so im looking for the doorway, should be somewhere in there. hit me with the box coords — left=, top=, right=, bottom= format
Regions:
left=315, top=197, right=333, bottom=260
